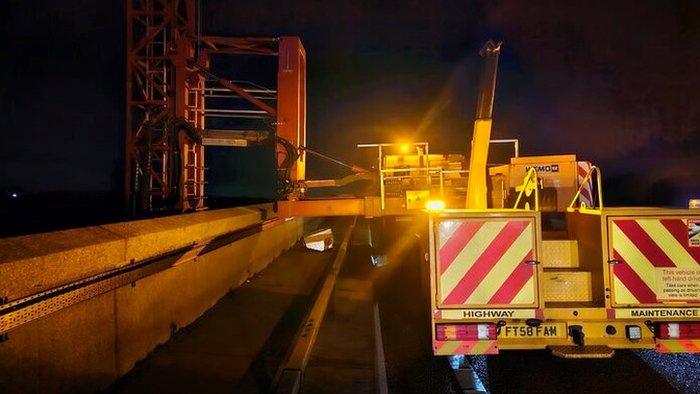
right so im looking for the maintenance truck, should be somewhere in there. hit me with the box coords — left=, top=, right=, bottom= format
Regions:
left=418, top=42, right=700, bottom=359
left=279, top=41, right=700, bottom=359
left=428, top=159, right=700, bottom=358
left=343, top=42, right=700, bottom=359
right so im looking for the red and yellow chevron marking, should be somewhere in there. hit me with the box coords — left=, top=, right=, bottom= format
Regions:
left=577, top=161, right=594, bottom=207
left=611, top=218, right=700, bottom=305
left=433, top=340, right=498, bottom=355
left=655, top=339, right=700, bottom=353
left=437, top=219, right=536, bottom=306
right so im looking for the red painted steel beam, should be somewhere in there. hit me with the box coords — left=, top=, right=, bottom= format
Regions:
left=200, top=36, right=277, bottom=55
left=127, top=2, right=309, bottom=212
left=276, top=37, right=307, bottom=181
left=212, top=73, right=277, bottom=116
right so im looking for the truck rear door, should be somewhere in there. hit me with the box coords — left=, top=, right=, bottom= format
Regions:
left=434, top=214, right=540, bottom=308
left=608, top=215, right=700, bottom=307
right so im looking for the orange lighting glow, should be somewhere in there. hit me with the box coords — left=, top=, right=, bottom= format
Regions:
left=425, top=199, right=446, bottom=211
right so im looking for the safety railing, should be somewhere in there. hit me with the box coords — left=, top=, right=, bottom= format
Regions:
left=489, top=138, right=520, bottom=159
left=440, top=169, right=469, bottom=198
left=512, top=168, right=540, bottom=211
left=380, top=167, right=440, bottom=210
left=567, top=165, right=603, bottom=213
left=379, top=167, right=468, bottom=210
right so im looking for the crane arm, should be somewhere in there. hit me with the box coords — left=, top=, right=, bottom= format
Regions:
left=465, top=40, right=502, bottom=209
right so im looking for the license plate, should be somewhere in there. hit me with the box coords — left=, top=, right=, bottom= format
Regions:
left=500, top=323, right=566, bottom=339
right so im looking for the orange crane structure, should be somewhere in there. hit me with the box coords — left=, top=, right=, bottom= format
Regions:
left=125, top=0, right=305, bottom=213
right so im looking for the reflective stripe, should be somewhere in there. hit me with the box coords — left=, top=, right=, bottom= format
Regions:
left=611, top=218, right=700, bottom=305
left=439, top=220, right=533, bottom=305
left=638, top=220, right=697, bottom=268
left=612, top=275, right=639, bottom=304
left=488, top=251, right=535, bottom=304
left=467, top=231, right=532, bottom=304
left=434, top=340, right=498, bottom=355
left=656, top=339, right=700, bottom=353
left=616, top=220, right=675, bottom=267
left=577, top=161, right=593, bottom=207
left=613, top=251, right=657, bottom=304
left=440, top=221, right=506, bottom=297
left=439, top=220, right=486, bottom=273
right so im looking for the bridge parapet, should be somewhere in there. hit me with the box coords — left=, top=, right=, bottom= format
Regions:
left=0, top=206, right=304, bottom=393
left=0, top=207, right=261, bottom=300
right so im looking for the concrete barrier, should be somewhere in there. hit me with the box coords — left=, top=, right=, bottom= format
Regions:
left=0, top=207, right=304, bottom=393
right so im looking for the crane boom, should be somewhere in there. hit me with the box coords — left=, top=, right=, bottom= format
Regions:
left=465, top=40, right=501, bottom=208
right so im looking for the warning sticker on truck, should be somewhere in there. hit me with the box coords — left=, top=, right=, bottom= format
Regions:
left=614, top=308, right=700, bottom=319
left=655, top=267, right=700, bottom=302
left=689, top=219, right=700, bottom=247
left=436, top=309, right=538, bottom=320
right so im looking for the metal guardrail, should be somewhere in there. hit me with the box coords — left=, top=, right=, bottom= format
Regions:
left=379, top=167, right=468, bottom=210
left=567, top=165, right=604, bottom=212
left=490, top=138, right=520, bottom=158
left=274, top=217, right=357, bottom=394
left=359, top=139, right=516, bottom=211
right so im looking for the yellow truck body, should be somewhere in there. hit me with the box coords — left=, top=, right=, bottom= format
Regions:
left=429, top=208, right=700, bottom=358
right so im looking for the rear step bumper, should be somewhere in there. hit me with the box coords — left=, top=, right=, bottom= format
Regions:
left=549, top=345, right=614, bottom=359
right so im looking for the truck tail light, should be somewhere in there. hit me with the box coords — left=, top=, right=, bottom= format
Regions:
left=436, top=323, right=497, bottom=341
left=656, top=322, right=700, bottom=339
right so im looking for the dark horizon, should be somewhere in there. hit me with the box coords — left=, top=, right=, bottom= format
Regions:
left=1, top=1, right=698, bottom=228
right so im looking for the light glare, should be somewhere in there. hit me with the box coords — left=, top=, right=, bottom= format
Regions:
left=425, top=199, right=446, bottom=211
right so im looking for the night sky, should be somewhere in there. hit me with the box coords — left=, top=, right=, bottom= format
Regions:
left=1, top=1, right=698, bottom=211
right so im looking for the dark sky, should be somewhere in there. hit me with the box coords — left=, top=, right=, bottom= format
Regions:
left=1, top=0, right=698, bottom=206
